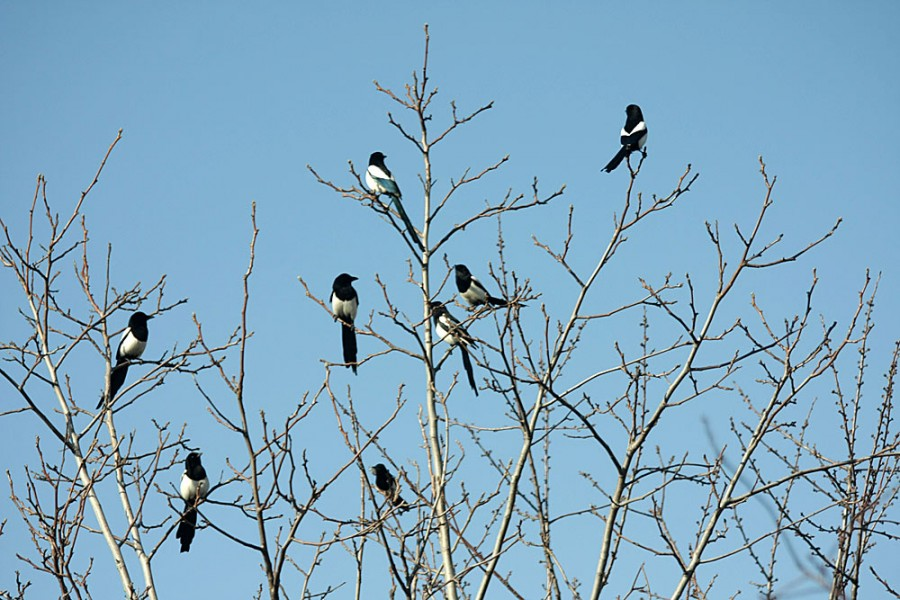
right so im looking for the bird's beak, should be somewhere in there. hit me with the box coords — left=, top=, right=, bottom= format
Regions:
left=147, top=315, right=155, bottom=320
left=197, top=452, right=203, bottom=457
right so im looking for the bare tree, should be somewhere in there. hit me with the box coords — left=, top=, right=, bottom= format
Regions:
left=3, top=25, right=898, bottom=600
left=307, top=26, right=899, bottom=599
left=1, top=132, right=233, bottom=599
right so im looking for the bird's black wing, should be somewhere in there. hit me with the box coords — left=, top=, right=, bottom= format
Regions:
left=621, top=127, right=647, bottom=150
left=472, top=276, right=508, bottom=307
left=487, top=294, right=508, bottom=307
left=443, top=313, right=478, bottom=349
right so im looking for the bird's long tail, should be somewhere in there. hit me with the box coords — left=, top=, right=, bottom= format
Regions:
left=97, top=360, right=130, bottom=408
left=176, top=503, right=198, bottom=553
left=393, top=493, right=410, bottom=512
left=392, top=197, right=425, bottom=252
left=340, top=319, right=358, bottom=374
left=459, top=347, right=479, bottom=396
left=602, top=146, right=629, bottom=173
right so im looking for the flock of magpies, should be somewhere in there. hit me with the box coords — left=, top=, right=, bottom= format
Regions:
left=96, top=104, right=647, bottom=551
left=331, top=264, right=504, bottom=401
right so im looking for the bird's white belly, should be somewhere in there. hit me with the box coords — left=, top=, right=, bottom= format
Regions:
left=119, top=334, right=146, bottom=359
left=332, top=297, right=358, bottom=321
left=464, top=286, right=487, bottom=304
left=181, top=475, right=210, bottom=502
left=436, top=322, right=457, bottom=346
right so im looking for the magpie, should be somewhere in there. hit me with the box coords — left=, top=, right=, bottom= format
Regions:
left=369, top=463, right=409, bottom=512
left=331, top=273, right=359, bottom=374
left=176, top=451, right=210, bottom=553
left=97, top=311, right=152, bottom=408
left=429, top=301, right=479, bottom=396
left=454, top=264, right=507, bottom=307
left=602, top=104, right=648, bottom=173
left=365, top=152, right=424, bottom=252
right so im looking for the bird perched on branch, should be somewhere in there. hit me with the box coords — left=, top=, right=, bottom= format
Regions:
left=602, top=104, right=648, bottom=173
left=454, top=264, right=507, bottom=308
left=331, top=273, right=359, bottom=374
left=365, top=151, right=424, bottom=252
left=370, top=463, right=409, bottom=512
left=176, top=451, right=210, bottom=553
left=97, top=311, right=152, bottom=409
left=429, top=301, right=479, bottom=396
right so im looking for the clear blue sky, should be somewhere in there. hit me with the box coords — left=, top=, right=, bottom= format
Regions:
left=2, top=3, right=898, bottom=598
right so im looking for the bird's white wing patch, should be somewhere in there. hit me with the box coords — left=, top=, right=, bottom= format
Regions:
left=622, top=120, right=647, bottom=136
left=365, top=169, right=379, bottom=190
left=365, top=170, right=386, bottom=195
left=367, top=165, right=391, bottom=180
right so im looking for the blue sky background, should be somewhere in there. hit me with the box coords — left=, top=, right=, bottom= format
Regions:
left=2, top=3, right=899, bottom=598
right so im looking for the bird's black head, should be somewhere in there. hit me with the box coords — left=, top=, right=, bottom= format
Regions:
left=129, top=311, right=152, bottom=328
left=454, top=264, right=471, bottom=278
left=333, top=273, right=358, bottom=289
left=370, top=463, right=387, bottom=476
left=428, top=301, right=450, bottom=319
left=626, top=104, right=643, bottom=119
left=369, top=152, right=387, bottom=167
left=185, top=451, right=203, bottom=469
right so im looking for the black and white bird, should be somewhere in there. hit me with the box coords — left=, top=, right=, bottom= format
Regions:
left=365, top=152, right=424, bottom=251
left=331, top=273, right=359, bottom=374
left=176, top=451, right=210, bottom=553
left=602, top=104, right=648, bottom=173
left=97, top=311, right=152, bottom=408
left=429, top=301, right=479, bottom=396
left=454, top=264, right=507, bottom=308
left=369, top=463, right=409, bottom=512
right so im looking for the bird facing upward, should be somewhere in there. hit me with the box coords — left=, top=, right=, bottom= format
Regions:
left=365, top=152, right=424, bottom=252
left=97, top=311, right=152, bottom=409
left=331, top=273, right=359, bottom=374
left=602, top=104, right=648, bottom=173
left=176, top=451, right=210, bottom=553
